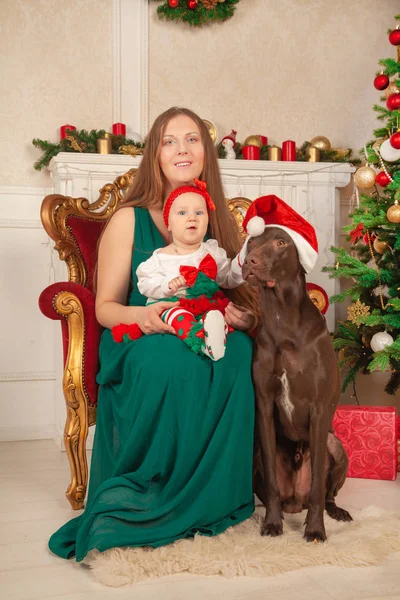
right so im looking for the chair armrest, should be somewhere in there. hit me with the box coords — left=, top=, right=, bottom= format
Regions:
left=39, top=282, right=101, bottom=409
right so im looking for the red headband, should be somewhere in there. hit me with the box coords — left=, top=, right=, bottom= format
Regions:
left=163, top=179, right=216, bottom=227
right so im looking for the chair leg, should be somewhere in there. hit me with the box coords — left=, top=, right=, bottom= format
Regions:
left=56, top=291, right=89, bottom=510
left=63, top=369, right=88, bottom=510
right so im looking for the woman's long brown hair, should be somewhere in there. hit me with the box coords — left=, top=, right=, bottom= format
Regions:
left=98, top=107, right=258, bottom=319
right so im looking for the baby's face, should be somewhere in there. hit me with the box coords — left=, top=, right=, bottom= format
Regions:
left=168, top=192, right=209, bottom=246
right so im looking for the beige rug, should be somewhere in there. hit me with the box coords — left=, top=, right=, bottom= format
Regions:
left=86, top=505, right=400, bottom=587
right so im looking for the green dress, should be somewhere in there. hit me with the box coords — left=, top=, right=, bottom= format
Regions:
left=48, top=207, right=255, bottom=562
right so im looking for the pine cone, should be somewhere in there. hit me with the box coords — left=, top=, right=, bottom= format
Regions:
left=201, top=0, right=218, bottom=9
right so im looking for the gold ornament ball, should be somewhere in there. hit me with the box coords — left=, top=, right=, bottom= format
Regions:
left=244, top=135, right=262, bottom=148
left=373, top=237, right=388, bottom=254
left=310, top=136, right=331, bottom=151
left=354, top=166, right=376, bottom=189
left=385, top=81, right=400, bottom=99
left=387, top=202, right=400, bottom=223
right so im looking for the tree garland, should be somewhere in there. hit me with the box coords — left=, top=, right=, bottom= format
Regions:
left=151, top=0, right=239, bottom=27
left=32, top=130, right=144, bottom=171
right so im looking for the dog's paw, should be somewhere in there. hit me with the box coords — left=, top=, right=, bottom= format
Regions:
left=303, top=529, right=327, bottom=543
left=261, top=522, right=283, bottom=537
left=325, top=502, right=353, bottom=522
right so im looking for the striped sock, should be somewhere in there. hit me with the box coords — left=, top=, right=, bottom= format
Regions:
left=161, top=307, right=196, bottom=340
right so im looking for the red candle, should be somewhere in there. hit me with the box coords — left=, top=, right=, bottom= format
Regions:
left=258, top=135, right=268, bottom=146
left=112, top=122, right=126, bottom=136
left=242, top=145, right=261, bottom=160
left=60, top=124, right=76, bottom=139
left=282, top=140, right=296, bottom=161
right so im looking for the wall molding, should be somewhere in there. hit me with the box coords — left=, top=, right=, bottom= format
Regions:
left=113, top=0, right=149, bottom=137
left=0, top=219, right=43, bottom=229
left=0, top=185, right=51, bottom=196
left=0, top=371, right=56, bottom=383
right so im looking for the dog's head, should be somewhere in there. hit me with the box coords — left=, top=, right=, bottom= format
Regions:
left=242, top=227, right=304, bottom=288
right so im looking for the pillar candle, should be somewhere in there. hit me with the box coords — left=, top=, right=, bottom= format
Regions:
left=281, top=140, right=296, bottom=161
left=60, top=125, right=76, bottom=139
left=308, top=147, right=320, bottom=162
left=258, top=135, right=268, bottom=146
left=112, top=122, right=126, bottom=136
left=267, top=146, right=282, bottom=161
left=97, top=138, right=112, bottom=154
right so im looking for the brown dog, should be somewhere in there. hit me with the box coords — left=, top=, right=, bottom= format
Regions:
left=242, top=226, right=352, bottom=542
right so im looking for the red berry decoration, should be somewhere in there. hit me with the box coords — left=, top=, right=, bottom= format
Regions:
left=389, top=27, right=400, bottom=46
left=386, top=93, right=400, bottom=111
left=390, top=131, right=400, bottom=150
left=375, top=171, right=391, bottom=187
left=168, top=0, right=179, bottom=7
left=373, top=74, right=389, bottom=90
left=187, top=0, right=198, bottom=8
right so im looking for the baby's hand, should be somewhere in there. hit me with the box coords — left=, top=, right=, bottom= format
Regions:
left=168, top=276, right=187, bottom=294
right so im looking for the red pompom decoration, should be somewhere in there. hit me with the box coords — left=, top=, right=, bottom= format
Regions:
left=386, top=93, right=400, bottom=111
left=187, top=0, right=198, bottom=8
left=390, top=131, right=400, bottom=150
left=389, top=27, right=400, bottom=46
left=375, top=171, right=391, bottom=187
left=168, top=0, right=179, bottom=7
left=373, top=74, right=389, bottom=91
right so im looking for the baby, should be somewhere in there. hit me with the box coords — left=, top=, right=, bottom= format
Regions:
left=113, top=179, right=246, bottom=361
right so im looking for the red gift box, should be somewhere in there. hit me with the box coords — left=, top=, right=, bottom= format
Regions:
left=333, top=405, right=398, bottom=481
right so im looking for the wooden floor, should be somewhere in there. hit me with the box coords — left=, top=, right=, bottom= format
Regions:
left=0, top=439, right=399, bottom=600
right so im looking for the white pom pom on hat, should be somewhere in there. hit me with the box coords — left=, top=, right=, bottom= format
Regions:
left=242, top=195, right=319, bottom=274
left=246, top=215, right=265, bottom=236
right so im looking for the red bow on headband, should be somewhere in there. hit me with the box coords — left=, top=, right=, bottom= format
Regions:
left=179, top=253, right=217, bottom=287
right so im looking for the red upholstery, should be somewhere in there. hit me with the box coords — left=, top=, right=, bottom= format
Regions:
left=39, top=281, right=101, bottom=407
left=66, top=216, right=105, bottom=294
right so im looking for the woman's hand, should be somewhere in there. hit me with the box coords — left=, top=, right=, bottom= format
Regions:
left=135, top=301, right=179, bottom=335
left=224, top=302, right=257, bottom=332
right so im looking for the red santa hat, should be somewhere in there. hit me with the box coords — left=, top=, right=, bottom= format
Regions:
left=242, top=195, right=318, bottom=273
left=163, top=178, right=216, bottom=227
left=221, top=129, right=237, bottom=148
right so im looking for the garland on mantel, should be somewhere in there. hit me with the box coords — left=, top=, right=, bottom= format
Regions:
left=217, top=140, right=361, bottom=164
left=32, top=130, right=144, bottom=171
left=151, top=0, right=239, bottom=27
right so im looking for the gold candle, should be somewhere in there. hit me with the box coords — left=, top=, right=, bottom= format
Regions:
left=104, top=132, right=112, bottom=140
left=267, top=146, right=281, bottom=161
left=97, top=138, right=112, bottom=154
left=308, top=147, right=320, bottom=162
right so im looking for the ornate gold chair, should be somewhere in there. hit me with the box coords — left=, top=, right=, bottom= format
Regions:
left=39, top=172, right=254, bottom=509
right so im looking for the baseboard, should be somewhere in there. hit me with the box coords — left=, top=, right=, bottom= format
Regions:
left=0, top=425, right=56, bottom=442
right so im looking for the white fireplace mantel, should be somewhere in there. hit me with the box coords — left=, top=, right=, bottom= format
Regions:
left=48, top=153, right=355, bottom=333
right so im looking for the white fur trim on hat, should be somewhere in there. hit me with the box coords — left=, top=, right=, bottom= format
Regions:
left=264, top=224, right=318, bottom=273
left=247, top=216, right=265, bottom=236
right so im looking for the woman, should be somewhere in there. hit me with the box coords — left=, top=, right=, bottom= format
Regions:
left=49, top=107, right=258, bottom=562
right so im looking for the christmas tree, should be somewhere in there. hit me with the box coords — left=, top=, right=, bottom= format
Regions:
left=324, top=15, right=400, bottom=396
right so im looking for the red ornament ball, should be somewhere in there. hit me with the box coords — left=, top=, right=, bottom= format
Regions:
left=389, top=28, right=400, bottom=46
left=168, top=0, right=179, bottom=7
left=373, top=74, right=389, bottom=90
left=187, top=0, right=198, bottom=8
left=363, top=232, right=376, bottom=245
left=375, top=171, right=391, bottom=187
left=386, top=93, right=400, bottom=111
left=390, top=131, right=400, bottom=150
